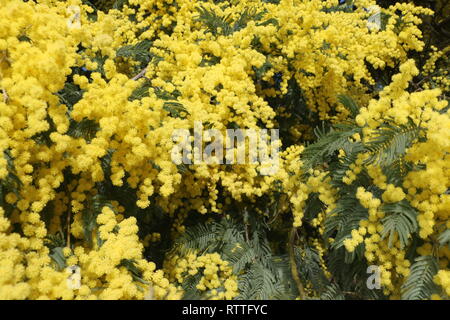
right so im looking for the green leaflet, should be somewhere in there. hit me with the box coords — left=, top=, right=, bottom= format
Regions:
left=401, top=255, right=439, bottom=300
left=380, top=200, right=418, bottom=249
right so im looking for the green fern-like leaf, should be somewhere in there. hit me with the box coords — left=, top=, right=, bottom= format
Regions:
left=154, top=87, right=181, bottom=101
left=302, top=123, right=361, bottom=172
left=382, top=158, right=414, bottom=186
left=119, top=259, right=149, bottom=285
left=364, top=118, right=420, bottom=166
left=195, top=6, right=233, bottom=36
left=55, top=83, right=84, bottom=108
left=438, top=229, right=450, bottom=248
left=195, top=6, right=272, bottom=36
left=295, top=245, right=329, bottom=292
left=326, top=247, right=383, bottom=299
left=116, top=40, right=153, bottom=65
left=224, top=242, right=257, bottom=273
left=44, top=231, right=66, bottom=249
left=49, top=247, right=67, bottom=271
left=337, top=94, right=359, bottom=118
left=175, top=222, right=220, bottom=254
left=329, top=143, right=366, bottom=189
left=181, top=273, right=204, bottom=300
left=0, top=150, right=23, bottom=205
left=163, top=101, right=190, bottom=119
left=325, top=195, right=368, bottom=249
left=67, top=118, right=99, bottom=142
left=401, top=255, right=439, bottom=300
left=380, top=200, right=418, bottom=249
left=129, top=82, right=150, bottom=101
left=237, top=261, right=283, bottom=299
left=320, top=283, right=345, bottom=300
left=232, top=7, right=268, bottom=32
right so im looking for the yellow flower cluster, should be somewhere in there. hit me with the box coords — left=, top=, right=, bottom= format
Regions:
left=277, top=145, right=307, bottom=227
left=0, top=0, right=448, bottom=300
left=342, top=154, right=364, bottom=185
left=0, top=202, right=179, bottom=299
left=143, top=233, right=161, bottom=247
left=338, top=59, right=449, bottom=296
left=422, top=46, right=450, bottom=93
left=164, top=252, right=238, bottom=300
left=434, top=270, right=450, bottom=297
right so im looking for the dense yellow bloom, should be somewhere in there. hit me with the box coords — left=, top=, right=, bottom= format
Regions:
left=164, top=252, right=238, bottom=300
left=0, top=0, right=448, bottom=300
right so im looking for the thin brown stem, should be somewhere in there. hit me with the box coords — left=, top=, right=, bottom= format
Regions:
left=288, top=227, right=306, bottom=300
left=132, top=67, right=147, bottom=81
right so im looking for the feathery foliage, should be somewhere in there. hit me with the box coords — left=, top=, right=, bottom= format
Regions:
left=401, top=256, right=439, bottom=300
